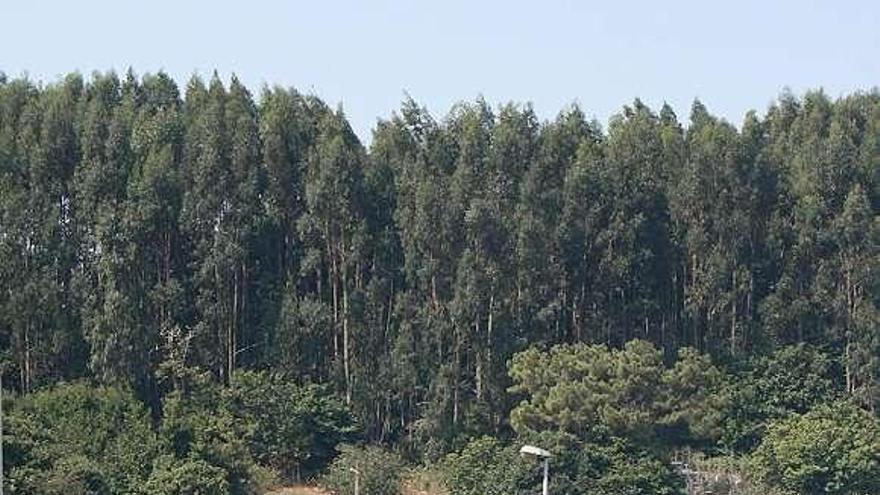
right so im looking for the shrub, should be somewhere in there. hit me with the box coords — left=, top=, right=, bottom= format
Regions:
left=719, top=344, right=840, bottom=453
left=441, top=433, right=683, bottom=495
left=159, top=375, right=270, bottom=495
left=322, top=444, right=405, bottom=495
left=5, top=381, right=160, bottom=494
left=223, top=371, right=356, bottom=479
left=145, top=456, right=230, bottom=495
left=441, top=436, right=532, bottom=495
left=751, top=401, right=880, bottom=494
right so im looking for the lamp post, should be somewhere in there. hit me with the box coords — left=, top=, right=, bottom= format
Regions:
left=520, top=445, right=551, bottom=495
left=1, top=371, right=4, bottom=495
left=349, top=466, right=360, bottom=495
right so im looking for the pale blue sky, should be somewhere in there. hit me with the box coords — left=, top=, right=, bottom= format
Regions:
left=2, top=0, right=879, bottom=141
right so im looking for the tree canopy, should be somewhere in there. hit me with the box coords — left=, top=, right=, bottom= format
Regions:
left=1, top=72, right=879, bottom=494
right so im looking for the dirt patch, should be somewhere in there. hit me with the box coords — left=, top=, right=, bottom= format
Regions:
left=265, top=485, right=332, bottom=495
left=266, top=481, right=444, bottom=495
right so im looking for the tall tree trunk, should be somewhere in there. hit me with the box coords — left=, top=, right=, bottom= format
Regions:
left=23, top=320, right=32, bottom=393
left=342, top=251, right=351, bottom=405
left=453, top=326, right=460, bottom=426
left=231, top=265, right=239, bottom=377
left=731, top=269, right=737, bottom=356
left=487, top=293, right=494, bottom=389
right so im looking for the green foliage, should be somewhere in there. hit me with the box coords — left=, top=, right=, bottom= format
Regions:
left=5, top=381, right=160, bottom=494
left=441, top=437, right=531, bottom=495
left=322, top=444, right=405, bottom=495
left=751, top=401, right=880, bottom=494
left=223, top=371, right=357, bottom=477
left=718, top=344, right=839, bottom=452
left=159, top=375, right=271, bottom=495
left=440, top=434, right=683, bottom=495
left=749, top=344, right=838, bottom=416
left=145, top=456, right=230, bottom=495
left=509, top=340, right=724, bottom=446
left=579, top=440, right=684, bottom=495
left=2, top=71, right=880, bottom=484
left=3, top=375, right=357, bottom=495
left=661, top=347, right=727, bottom=444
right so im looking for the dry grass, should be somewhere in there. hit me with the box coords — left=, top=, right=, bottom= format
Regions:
left=403, top=466, right=448, bottom=495
left=265, top=466, right=448, bottom=495
left=265, top=485, right=332, bottom=495
left=265, top=477, right=447, bottom=495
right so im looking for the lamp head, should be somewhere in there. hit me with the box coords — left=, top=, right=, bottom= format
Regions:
left=520, top=445, right=552, bottom=458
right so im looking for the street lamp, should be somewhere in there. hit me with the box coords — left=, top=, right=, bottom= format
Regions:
left=520, top=445, right=551, bottom=495
left=1, top=370, right=4, bottom=495
left=348, top=466, right=360, bottom=495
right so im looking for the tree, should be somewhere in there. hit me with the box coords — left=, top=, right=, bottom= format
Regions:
left=298, top=106, right=369, bottom=404
left=827, top=184, right=880, bottom=410
left=509, top=340, right=720, bottom=447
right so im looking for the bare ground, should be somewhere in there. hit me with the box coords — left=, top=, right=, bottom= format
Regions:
left=266, top=482, right=442, bottom=495
left=265, top=485, right=332, bottom=495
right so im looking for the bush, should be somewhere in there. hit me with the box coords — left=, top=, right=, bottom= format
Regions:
left=719, top=344, right=839, bottom=453
left=579, top=439, right=683, bottom=495
left=159, top=375, right=271, bottom=495
left=441, top=433, right=683, bottom=495
left=145, top=456, right=230, bottom=495
left=5, top=381, right=160, bottom=495
left=441, top=436, right=532, bottom=495
left=322, top=444, right=405, bottom=495
left=751, top=401, right=880, bottom=494
left=223, top=371, right=356, bottom=479
left=41, top=455, right=109, bottom=495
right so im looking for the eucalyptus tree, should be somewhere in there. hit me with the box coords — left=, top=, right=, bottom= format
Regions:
left=299, top=105, right=369, bottom=404
left=112, top=72, right=184, bottom=400
left=515, top=106, right=591, bottom=346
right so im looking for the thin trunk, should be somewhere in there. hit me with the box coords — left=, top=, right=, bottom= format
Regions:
left=342, top=253, right=351, bottom=405
left=431, top=273, right=439, bottom=312
left=23, top=320, right=31, bottom=393
left=845, top=266, right=854, bottom=395
left=329, top=223, right=339, bottom=358
left=731, top=269, right=737, bottom=356
left=691, top=253, right=699, bottom=348
left=747, top=270, right=754, bottom=347
left=231, top=265, right=239, bottom=376
left=215, top=261, right=225, bottom=382
left=475, top=320, right=482, bottom=401
left=453, top=326, right=460, bottom=426
left=845, top=340, right=853, bottom=394
left=487, top=293, right=494, bottom=387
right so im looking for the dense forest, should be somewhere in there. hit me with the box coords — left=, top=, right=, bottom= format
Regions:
left=0, top=70, right=878, bottom=495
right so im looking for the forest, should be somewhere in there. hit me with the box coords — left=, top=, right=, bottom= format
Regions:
left=0, top=70, right=878, bottom=495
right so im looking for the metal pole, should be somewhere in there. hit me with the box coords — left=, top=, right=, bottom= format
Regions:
left=350, top=466, right=360, bottom=495
left=1, top=372, right=4, bottom=495
left=542, top=457, right=549, bottom=495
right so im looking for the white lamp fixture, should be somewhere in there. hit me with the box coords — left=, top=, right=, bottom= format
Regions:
left=520, top=445, right=552, bottom=495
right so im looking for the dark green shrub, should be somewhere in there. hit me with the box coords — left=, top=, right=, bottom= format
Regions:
left=145, top=456, right=230, bottom=495
left=5, top=381, right=160, bottom=494
left=441, top=436, right=533, bottom=495
left=223, top=371, right=356, bottom=478
left=751, top=401, right=880, bottom=494
left=322, top=444, right=405, bottom=495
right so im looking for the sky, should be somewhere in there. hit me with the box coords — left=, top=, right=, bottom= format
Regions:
left=2, top=0, right=879, bottom=142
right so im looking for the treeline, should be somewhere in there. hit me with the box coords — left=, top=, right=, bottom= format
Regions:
left=0, top=70, right=878, bottom=458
